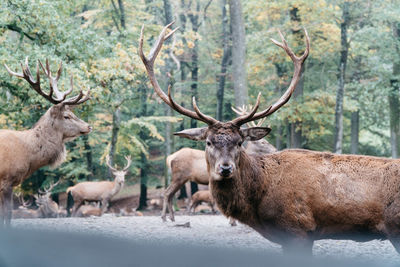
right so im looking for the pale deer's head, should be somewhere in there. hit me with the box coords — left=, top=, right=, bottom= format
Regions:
left=106, top=155, right=132, bottom=184
left=139, top=23, right=309, bottom=181
left=4, top=58, right=92, bottom=141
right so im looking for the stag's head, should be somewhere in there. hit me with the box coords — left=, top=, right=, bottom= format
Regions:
left=4, top=58, right=92, bottom=141
left=106, top=155, right=132, bottom=184
left=36, top=180, right=60, bottom=218
left=139, top=23, right=309, bottom=181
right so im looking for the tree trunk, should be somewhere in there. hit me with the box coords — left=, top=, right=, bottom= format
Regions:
left=389, top=22, right=400, bottom=158
left=83, top=135, right=93, bottom=180
left=108, top=107, right=121, bottom=179
left=216, top=0, right=231, bottom=121
left=333, top=1, right=349, bottom=154
left=229, top=0, right=248, bottom=107
left=163, top=0, right=174, bottom=187
left=350, top=110, right=359, bottom=154
left=117, top=0, right=125, bottom=29
left=138, top=84, right=148, bottom=210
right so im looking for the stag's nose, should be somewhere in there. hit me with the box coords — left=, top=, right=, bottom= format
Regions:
left=219, top=164, right=233, bottom=177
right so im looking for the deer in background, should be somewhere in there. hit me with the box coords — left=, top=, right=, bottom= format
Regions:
left=67, top=155, right=131, bottom=216
left=0, top=58, right=91, bottom=227
left=189, top=190, right=216, bottom=214
left=74, top=201, right=102, bottom=217
left=163, top=109, right=277, bottom=222
left=13, top=181, right=63, bottom=219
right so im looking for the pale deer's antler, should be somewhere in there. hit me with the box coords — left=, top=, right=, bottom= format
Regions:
left=38, top=180, right=60, bottom=195
left=106, top=155, right=132, bottom=172
left=4, top=57, right=90, bottom=106
left=231, top=105, right=267, bottom=128
left=140, top=23, right=309, bottom=127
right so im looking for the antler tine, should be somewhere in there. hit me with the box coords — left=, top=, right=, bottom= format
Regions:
left=232, top=104, right=266, bottom=128
left=106, top=155, right=118, bottom=172
left=234, top=28, right=310, bottom=124
left=123, top=155, right=132, bottom=172
left=232, top=93, right=263, bottom=126
left=139, top=23, right=218, bottom=125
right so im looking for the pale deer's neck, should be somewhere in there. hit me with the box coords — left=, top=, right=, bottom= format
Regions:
left=23, top=111, right=66, bottom=171
left=110, top=179, right=124, bottom=197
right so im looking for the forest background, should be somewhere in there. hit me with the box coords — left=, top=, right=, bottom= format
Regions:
left=0, top=0, right=399, bottom=209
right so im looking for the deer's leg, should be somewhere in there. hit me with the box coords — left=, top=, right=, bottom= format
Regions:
left=162, top=181, right=184, bottom=222
left=0, top=189, right=5, bottom=228
left=209, top=202, right=216, bottom=214
left=185, top=182, right=192, bottom=213
left=100, top=199, right=109, bottom=213
left=71, top=199, right=83, bottom=217
left=229, top=217, right=237, bottom=226
left=189, top=200, right=199, bottom=215
left=3, top=186, right=13, bottom=227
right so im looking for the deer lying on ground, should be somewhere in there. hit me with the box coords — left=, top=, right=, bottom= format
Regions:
left=163, top=111, right=276, bottom=221
left=67, top=155, right=131, bottom=216
left=0, top=59, right=91, bottom=226
left=141, top=23, right=400, bottom=255
left=189, top=190, right=216, bottom=214
left=12, top=181, right=62, bottom=219
left=74, top=201, right=102, bottom=217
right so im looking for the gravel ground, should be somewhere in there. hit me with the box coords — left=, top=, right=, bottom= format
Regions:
left=11, top=214, right=400, bottom=264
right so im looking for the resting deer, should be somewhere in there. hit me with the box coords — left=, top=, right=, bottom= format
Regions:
left=67, top=155, right=131, bottom=216
left=189, top=190, right=216, bottom=214
left=0, top=58, right=91, bottom=226
left=141, top=23, right=400, bottom=255
left=163, top=110, right=276, bottom=221
left=74, top=201, right=102, bottom=217
left=13, top=181, right=61, bottom=219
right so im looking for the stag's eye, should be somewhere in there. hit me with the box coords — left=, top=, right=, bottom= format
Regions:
left=64, top=116, right=70, bottom=120
left=206, top=141, right=212, bottom=146
left=238, top=141, right=243, bottom=147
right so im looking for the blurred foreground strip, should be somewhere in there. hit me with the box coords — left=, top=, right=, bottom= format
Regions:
left=0, top=228, right=392, bottom=267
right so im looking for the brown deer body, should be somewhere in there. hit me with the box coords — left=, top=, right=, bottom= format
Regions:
left=67, top=156, right=131, bottom=216
left=189, top=190, right=216, bottom=214
left=139, top=23, right=400, bottom=254
left=0, top=59, right=91, bottom=226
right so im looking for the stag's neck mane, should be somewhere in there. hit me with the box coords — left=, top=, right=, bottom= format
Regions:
left=210, top=150, right=265, bottom=225
left=23, top=109, right=66, bottom=170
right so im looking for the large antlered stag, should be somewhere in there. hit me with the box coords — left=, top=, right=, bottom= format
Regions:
left=0, top=58, right=91, bottom=226
left=140, top=23, right=400, bottom=254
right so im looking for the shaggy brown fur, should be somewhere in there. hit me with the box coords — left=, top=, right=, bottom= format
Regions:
left=163, top=139, right=277, bottom=222
left=209, top=148, right=400, bottom=253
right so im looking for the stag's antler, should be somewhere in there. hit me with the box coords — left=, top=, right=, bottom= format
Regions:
left=106, top=155, right=132, bottom=172
left=140, top=24, right=309, bottom=127
left=231, top=29, right=310, bottom=126
left=38, top=180, right=60, bottom=195
left=231, top=105, right=267, bottom=128
left=4, top=57, right=90, bottom=105
left=139, top=22, right=218, bottom=125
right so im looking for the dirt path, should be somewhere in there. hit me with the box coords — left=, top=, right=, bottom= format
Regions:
left=11, top=214, right=400, bottom=263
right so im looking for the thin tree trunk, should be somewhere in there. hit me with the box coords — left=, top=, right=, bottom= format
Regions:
left=350, top=110, right=359, bottom=154
left=163, top=0, right=174, bottom=188
left=108, top=106, right=121, bottom=179
left=138, top=84, right=148, bottom=210
left=83, top=135, right=93, bottom=180
left=333, top=1, right=349, bottom=154
left=117, top=0, right=125, bottom=29
left=216, top=0, right=231, bottom=121
left=389, top=22, right=400, bottom=158
left=229, top=0, right=248, bottom=107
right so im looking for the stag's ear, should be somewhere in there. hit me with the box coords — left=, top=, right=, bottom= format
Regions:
left=174, top=127, right=208, bottom=141
left=241, top=127, right=271, bottom=141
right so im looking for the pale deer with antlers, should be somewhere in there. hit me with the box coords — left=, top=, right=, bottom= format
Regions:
left=67, top=155, right=131, bottom=216
left=141, top=23, right=400, bottom=254
left=0, top=59, right=91, bottom=226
